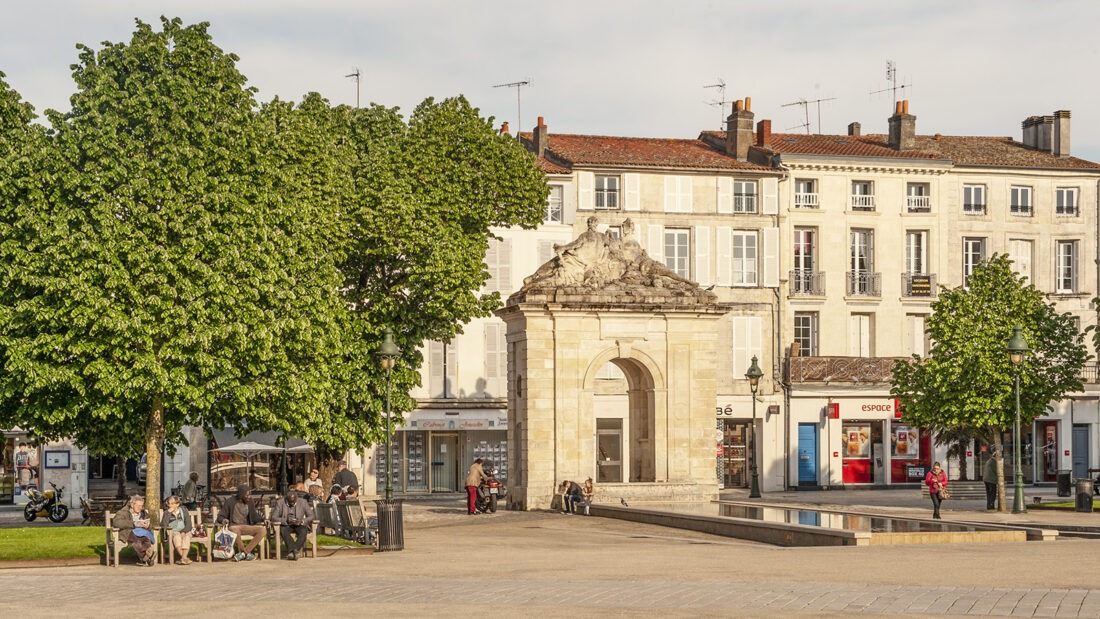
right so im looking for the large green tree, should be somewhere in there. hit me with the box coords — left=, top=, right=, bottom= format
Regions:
left=891, top=254, right=1088, bottom=511
left=0, top=18, right=346, bottom=509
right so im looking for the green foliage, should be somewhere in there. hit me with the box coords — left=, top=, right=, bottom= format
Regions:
left=892, top=254, right=1089, bottom=437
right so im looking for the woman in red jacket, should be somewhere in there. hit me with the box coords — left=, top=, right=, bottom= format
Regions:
left=925, top=461, right=948, bottom=519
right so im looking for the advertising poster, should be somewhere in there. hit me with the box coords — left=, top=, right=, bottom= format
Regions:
left=842, top=423, right=871, bottom=458
left=892, top=425, right=920, bottom=459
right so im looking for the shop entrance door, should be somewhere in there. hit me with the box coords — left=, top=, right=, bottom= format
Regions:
left=721, top=420, right=748, bottom=488
left=797, top=423, right=818, bottom=487
left=430, top=434, right=459, bottom=492
left=1072, top=425, right=1089, bottom=479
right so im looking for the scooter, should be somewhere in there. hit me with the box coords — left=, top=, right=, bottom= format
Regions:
left=23, top=482, right=70, bottom=523
left=474, top=462, right=507, bottom=513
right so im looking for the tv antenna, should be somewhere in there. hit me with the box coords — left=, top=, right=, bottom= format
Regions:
left=703, top=79, right=727, bottom=129
left=345, top=67, right=362, bottom=108
left=493, top=79, right=531, bottom=136
left=781, top=96, right=837, bottom=134
left=869, top=60, right=912, bottom=107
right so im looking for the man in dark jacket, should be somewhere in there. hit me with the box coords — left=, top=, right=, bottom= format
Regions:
left=271, top=490, right=315, bottom=560
left=560, top=480, right=583, bottom=515
left=216, top=485, right=266, bottom=561
left=115, top=494, right=157, bottom=566
left=333, top=460, right=359, bottom=494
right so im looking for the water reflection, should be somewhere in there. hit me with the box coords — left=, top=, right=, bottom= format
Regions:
left=716, top=503, right=985, bottom=533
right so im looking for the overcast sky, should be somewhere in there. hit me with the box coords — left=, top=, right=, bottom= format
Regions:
left=4, top=1, right=1100, bottom=160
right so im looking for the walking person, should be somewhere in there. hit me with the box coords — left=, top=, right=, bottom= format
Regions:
left=983, top=451, right=999, bottom=511
left=465, top=458, right=487, bottom=515
left=925, top=461, right=949, bottom=519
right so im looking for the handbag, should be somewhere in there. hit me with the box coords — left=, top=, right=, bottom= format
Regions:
left=213, top=526, right=237, bottom=560
left=192, top=523, right=208, bottom=538
left=940, top=486, right=950, bottom=499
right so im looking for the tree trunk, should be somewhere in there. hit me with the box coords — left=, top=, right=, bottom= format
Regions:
left=116, top=456, right=127, bottom=498
left=315, top=442, right=343, bottom=492
left=994, top=433, right=1007, bottom=513
left=144, top=396, right=166, bottom=512
left=957, top=438, right=970, bottom=481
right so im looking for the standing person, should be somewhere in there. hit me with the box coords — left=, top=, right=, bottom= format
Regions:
left=216, top=485, right=266, bottom=561
left=333, top=460, right=359, bottom=494
left=271, top=489, right=314, bottom=561
left=925, top=462, right=949, bottom=520
left=14, top=442, right=32, bottom=489
left=560, top=480, right=582, bottom=515
left=161, top=495, right=193, bottom=564
left=181, top=471, right=200, bottom=510
left=983, top=451, right=999, bottom=511
left=115, top=494, right=157, bottom=566
left=465, top=458, right=487, bottom=515
left=579, top=478, right=596, bottom=516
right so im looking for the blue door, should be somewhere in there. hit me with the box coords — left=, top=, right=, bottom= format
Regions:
left=798, top=423, right=818, bottom=486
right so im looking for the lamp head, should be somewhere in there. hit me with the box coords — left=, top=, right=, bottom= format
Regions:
left=376, top=327, right=401, bottom=370
left=745, top=355, right=764, bottom=393
left=1007, top=326, right=1029, bottom=366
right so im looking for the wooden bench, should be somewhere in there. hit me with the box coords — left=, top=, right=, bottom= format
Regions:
left=334, top=499, right=376, bottom=545
left=162, top=507, right=216, bottom=564
left=105, top=509, right=161, bottom=567
left=919, top=480, right=989, bottom=500
left=270, top=515, right=318, bottom=559
left=85, top=497, right=128, bottom=527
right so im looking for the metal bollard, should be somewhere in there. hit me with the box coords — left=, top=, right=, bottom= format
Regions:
left=374, top=498, right=405, bottom=551
left=1075, top=479, right=1094, bottom=513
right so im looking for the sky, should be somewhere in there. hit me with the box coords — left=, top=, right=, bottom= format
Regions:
left=4, top=1, right=1100, bottom=160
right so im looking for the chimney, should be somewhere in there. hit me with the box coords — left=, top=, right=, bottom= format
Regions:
left=1021, top=116, right=1039, bottom=149
left=887, top=100, right=916, bottom=150
left=1037, top=115, right=1054, bottom=152
left=533, top=116, right=548, bottom=158
left=499, top=121, right=510, bottom=136
left=848, top=122, right=861, bottom=137
left=756, top=119, right=771, bottom=146
left=725, top=98, right=755, bottom=161
left=1053, top=110, right=1071, bottom=157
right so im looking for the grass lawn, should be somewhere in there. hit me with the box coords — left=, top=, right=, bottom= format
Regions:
left=1029, top=501, right=1099, bottom=511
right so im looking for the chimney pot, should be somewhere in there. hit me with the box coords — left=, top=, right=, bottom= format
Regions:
left=745, top=96, right=752, bottom=111
left=500, top=121, right=509, bottom=136
left=848, top=122, right=861, bottom=137
left=538, top=116, right=545, bottom=127
left=533, top=118, right=548, bottom=158
left=725, top=97, right=755, bottom=161
left=888, top=102, right=916, bottom=150
left=1053, top=110, right=1071, bottom=157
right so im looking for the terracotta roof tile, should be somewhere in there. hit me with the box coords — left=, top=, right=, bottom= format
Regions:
left=521, top=132, right=771, bottom=172
left=534, top=157, right=571, bottom=175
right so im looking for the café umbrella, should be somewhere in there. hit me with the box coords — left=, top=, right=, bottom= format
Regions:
left=211, top=440, right=282, bottom=490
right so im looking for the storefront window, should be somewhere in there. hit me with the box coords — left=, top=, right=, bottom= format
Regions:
left=720, top=420, right=747, bottom=488
left=889, top=424, right=930, bottom=483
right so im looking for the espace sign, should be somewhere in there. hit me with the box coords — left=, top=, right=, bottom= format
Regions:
left=828, top=399, right=902, bottom=419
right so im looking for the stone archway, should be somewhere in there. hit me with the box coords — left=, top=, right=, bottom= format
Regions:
left=497, top=217, right=728, bottom=510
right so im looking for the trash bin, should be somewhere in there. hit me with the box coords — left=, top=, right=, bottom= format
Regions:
left=1057, top=470, right=1073, bottom=497
left=374, top=498, right=405, bottom=552
left=1075, top=479, right=1094, bottom=513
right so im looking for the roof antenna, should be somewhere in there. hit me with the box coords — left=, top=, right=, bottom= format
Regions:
left=345, top=67, right=362, bottom=108
left=703, top=79, right=727, bottom=130
left=781, top=96, right=837, bottom=134
left=869, top=60, right=913, bottom=110
left=493, top=79, right=531, bottom=138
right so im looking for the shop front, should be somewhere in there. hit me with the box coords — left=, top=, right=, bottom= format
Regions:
left=378, top=409, right=508, bottom=494
left=715, top=399, right=777, bottom=491
left=2, top=429, right=86, bottom=507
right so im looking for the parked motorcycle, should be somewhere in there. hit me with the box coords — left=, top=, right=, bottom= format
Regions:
left=474, top=462, right=507, bottom=513
left=23, top=482, right=70, bottom=523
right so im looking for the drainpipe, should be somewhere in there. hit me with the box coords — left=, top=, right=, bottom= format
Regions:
left=774, top=156, right=792, bottom=489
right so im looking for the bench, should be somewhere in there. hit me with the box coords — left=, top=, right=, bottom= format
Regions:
left=332, top=499, right=377, bottom=545
left=85, top=496, right=128, bottom=527
left=162, top=507, right=216, bottom=564
left=105, top=509, right=161, bottom=567
left=269, top=501, right=318, bottom=559
left=919, top=480, right=989, bottom=500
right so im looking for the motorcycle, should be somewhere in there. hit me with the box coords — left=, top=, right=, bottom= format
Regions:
left=474, top=462, right=507, bottom=513
left=23, top=482, right=70, bottom=523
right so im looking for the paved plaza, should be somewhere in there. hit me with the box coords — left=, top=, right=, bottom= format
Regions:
left=4, top=489, right=1100, bottom=617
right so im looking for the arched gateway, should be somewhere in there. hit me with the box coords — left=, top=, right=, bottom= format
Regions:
left=496, top=217, right=728, bottom=509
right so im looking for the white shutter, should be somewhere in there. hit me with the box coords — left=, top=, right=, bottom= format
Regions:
left=762, top=227, right=779, bottom=288
left=429, top=341, right=444, bottom=397
left=716, top=226, right=732, bottom=286
left=681, top=177, right=694, bottom=213
left=563, top=179, right=577, bottom=224
left=647, top=224, right=664, bottom=262
left=732, top=316, right=763, bottom=377
left=717, top=177, right=733, bottom=214
left=499, top=238, right=512, bottom=293
left=538, top=240, right=555, bottom=266
left=694, top=226, right=711, bottom=286
left=577, top=171, right=594, bottom=210
left=664, top=177, right=675, bottom=213
left=624, top=173, right=641, bottom=211
left=484, top=241, right=498, bottom=292
left=485, top=322, right=507, bottom=396
left=445, top=341, right=457, bottom=396
left=762, top=177, right=779, bottom=215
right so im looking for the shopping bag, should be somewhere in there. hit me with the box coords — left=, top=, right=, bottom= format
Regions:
left=213, top=526, right=237, bottom=560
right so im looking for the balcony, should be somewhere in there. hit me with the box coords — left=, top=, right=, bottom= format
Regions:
left=962, top=203, right=986, bottom=215
left=790, top=270, right=826, bottom=296
left=787, top=355, right=908, bottom=384
left=733, top=194, right=757, bottom=213
left=1081, top=366, right=1100, bottom=384
left=906, top=195, right=931, bottom=212
left=846, top=271, right=881, bottom=296
left=850, top=195, right=875, bottom=211
left=901, top=273, right=937, bottom=297
left=794, top=192, right=819, bottom=208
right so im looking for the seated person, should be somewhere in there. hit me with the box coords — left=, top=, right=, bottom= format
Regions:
left=115, top=494, right=157, bottom=566
left=161, top=494, right=193, bottom=564
left=271, top=490, right=315, bottom=561
left=560, top=480, right=582, bottom=515
left=215, top=485, right=266, bottom=561
left=579, top=478, right=596, bottom=516
left=306, top=484, right=324, bottom=505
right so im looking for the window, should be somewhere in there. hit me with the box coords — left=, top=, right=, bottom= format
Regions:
left=1009, top=239, right=1033, bottom=281
left=732, top=231, right=758, bottom=285
left=733, top=180, right=757, bottom=213
left=484, top=321, right=508, bottom=396
left=596, top=362, right=626, bottom=380
left=848, top=228, right=877, bottom=295
left=731, top=316, right=762, bottom=377
left=905, top=314, right=929, bottom=357
left=1056, top=187, right=1078, bottom=216
left=793, top=312, right=818, bottom=357
left=1056, top=240, right=1079, bottom=293
left=428, top=340, right=457, bottom=398
left=595, top=175, right=620, bottom=210
left=791, top=228, right=818, bottom=294
left=665, top=176, right=693, bottom=213
left=905, top=230, right=927, bottom=274
left=663, top=228, right=690, bottom=279
left=963, top=184, right=986, bottom=215
left=546, top=184, right=563, bottom=223
left=484, top=237, right=511, bottom=293
left=851, top=181, right=874, bottom=211
left=1010, top=186, right=1032, bottom=216
left=906, top=183, right=930, bottom=212
left=794, top=179, right=818, bottom=208
left=849, top=313, right=874, bottom=357
left=962, top=237, right=987, bottom=283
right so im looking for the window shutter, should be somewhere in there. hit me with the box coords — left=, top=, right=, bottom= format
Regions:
left=762, top=227, right=779, bottom=288
left=717, top=177, right=733, bottom=214
left=731, top=316, right=763, bottom=377
left=563, top=179, right=577, bottom=224
left=680, top=177, right=694, bottom=213
left=577, top=171, right=594, bottom=210
left=538, top=240, right=555, bottom=266
left=694, top=226, right=711, bottom=286
left=716, top=226, right=732, bottom=286
left=485, top=322, right=507, bottom=396
left=624, top=173, right=641, bottom=211
left=445, top=341, right=457, bottom=397
left=762, top=177, right=779, bottom=215
left=429, top=341, right=444, bottom=397
left=664, top=177, right=676, bottom=213
left=647, top=224, right=664, bottom=262
left=499, top=238, right=512, bottom=292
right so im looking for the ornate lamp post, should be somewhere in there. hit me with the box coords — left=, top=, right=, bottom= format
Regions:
left=745, top=355, right=764, bottom=499
left=1007, top=326, right=1029, bottom=515
left=374, top=327, right=404, bottom=551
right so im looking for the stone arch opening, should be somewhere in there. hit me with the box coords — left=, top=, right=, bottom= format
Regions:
left=586, top=350, right=661, bottom=483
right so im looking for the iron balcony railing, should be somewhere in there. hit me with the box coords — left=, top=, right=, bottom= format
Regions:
left=787, top=356, right=909, bottom=384
left=790, top=270, right=826, bottom=296
left=901, top=273, right=937, bottom=297
left=1081, top=366, right=1100, bottom=384
left=846, top=271, right=881, bottom=296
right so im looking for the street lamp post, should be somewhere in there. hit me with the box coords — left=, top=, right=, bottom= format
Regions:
left=1007, top=326, right=1029, bottom=515
left=745, top=355, right=764, bottom=499
left=375, top=327, right=404, bottom=551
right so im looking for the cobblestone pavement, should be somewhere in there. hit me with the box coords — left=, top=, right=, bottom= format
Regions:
left=4, top=494, right=1100, bottom=618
